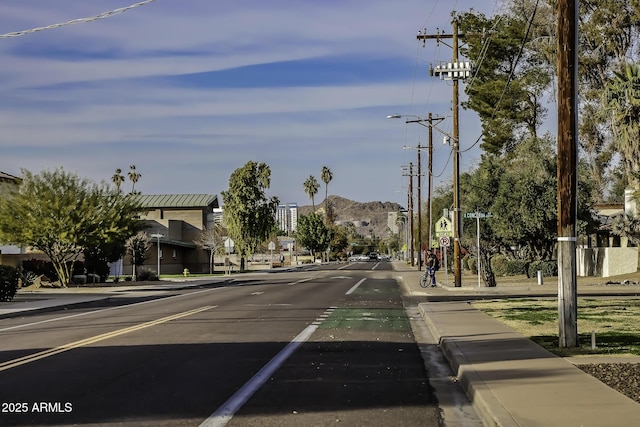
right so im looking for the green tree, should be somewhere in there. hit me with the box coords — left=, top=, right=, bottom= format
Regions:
left=321, top=166, right=333, bottom=222
left=126, top=232, right=151, bottom=278
left=221, top=161, right=279, bottom=271
left=458, top=10, right=552, bottom=154
left=0, top=168, right=144, bottom=287
left=296, top=213, right=332, bottom=260
left=303, top=175, right=320, bottom=210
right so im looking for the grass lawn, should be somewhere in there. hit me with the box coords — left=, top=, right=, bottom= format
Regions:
left=471, top=298, right=640, bottom=357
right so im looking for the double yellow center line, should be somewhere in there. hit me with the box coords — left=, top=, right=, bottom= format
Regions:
left=0, top=305, right=215, bottom=372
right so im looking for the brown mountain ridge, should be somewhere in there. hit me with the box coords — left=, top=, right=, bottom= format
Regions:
left=298, top=195, right=404, bottom=238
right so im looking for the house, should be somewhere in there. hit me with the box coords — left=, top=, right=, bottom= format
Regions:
left=117, top=194, right=220, bottom=276
left=0, top=171, right=28, bottom=260
left=577, top=190, right=639, bottom=277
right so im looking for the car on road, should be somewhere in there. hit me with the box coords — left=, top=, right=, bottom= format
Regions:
left=368, top=252, right=379, bottom=261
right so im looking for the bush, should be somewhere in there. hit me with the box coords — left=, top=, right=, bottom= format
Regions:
left=491, top=255, right=528, bottom=276
left=528, top=260, right=558, bottom=278
left=467, top=257, right=477, bottom=274
left=136, top=267, right=158, bottom=281
left=0, top=265, right=20, bottom=301
left=21, top=258, right=57, bottom=281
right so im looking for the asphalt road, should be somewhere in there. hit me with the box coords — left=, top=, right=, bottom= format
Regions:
left=0, top=261, right=440, bottom=426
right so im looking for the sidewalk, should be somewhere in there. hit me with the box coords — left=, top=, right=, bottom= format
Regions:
left=393, top=261, right=640, bottom=427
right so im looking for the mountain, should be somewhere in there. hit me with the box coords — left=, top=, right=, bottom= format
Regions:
left=298, top=195, right=404, bottom=238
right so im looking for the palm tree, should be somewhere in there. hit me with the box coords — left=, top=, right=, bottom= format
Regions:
left=111, top=168, right=125, bottom=192
left=303, top=175, right=320, bottom=210
left=604, top=63, right=640, bottom=190
left=321, top=166, right=333, bottom=222
left=128, top=165, right=142, bottom=194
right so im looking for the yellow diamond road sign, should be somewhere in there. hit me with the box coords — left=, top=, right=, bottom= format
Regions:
left=435, top=216, right=453, bottom=237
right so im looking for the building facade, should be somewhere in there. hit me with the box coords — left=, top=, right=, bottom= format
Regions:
left=276, top=203, right=298, bottom=235
left=118, top=194, right=220, bottom=276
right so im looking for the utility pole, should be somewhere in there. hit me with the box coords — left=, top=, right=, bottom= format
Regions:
left=389, top=113, right=443, bottom=270
left=557, top=0, right=578, bottom=347
left=418, top=19, right=470, bottom=287
left=417, top=144, right=423, bottom=270
left=408, top=163, right=414, bottom=266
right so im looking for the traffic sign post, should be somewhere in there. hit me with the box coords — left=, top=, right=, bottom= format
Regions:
left=268, top=241, right=276, bottom=268
left=439, top=236, right=450, bottom=286
left=464, top=211, right=493, bottom=287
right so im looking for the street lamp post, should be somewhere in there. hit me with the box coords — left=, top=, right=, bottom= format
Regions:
left=150, top=233, right=164, bottom=278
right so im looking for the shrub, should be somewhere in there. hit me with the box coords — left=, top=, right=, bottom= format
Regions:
left=0, top=265, right=20, bottom=301
left=467, top=257, right=477, bottom=274
left=491, top=255, right=528, bottom=276
left=136, top=267, right=158, bottom=281
left=21, top=258, right=57, bottom=281
left=528, top=260, right=558, bottom=278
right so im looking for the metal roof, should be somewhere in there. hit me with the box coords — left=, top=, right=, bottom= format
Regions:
left=0, top=171, right=20, bottom=182
left=136, top=194, right=218, bottom=209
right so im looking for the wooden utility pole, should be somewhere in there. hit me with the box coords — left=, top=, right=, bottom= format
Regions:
left=418, top=19, right=467, bottom=287
left=414, top=144, right=422, bottom=270
left=427, top=112, right=434, bottom=256
left=405, top=163, right=415, bottom=267
left=557, top=0, right=578, bottom=347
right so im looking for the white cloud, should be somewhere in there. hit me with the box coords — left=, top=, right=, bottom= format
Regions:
left=0, top=0, right=495, bottom=205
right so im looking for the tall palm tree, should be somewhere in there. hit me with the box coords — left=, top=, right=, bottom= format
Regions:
left=128, top=164, right=142, bottom=194
left=111, top=168, right=125, bottom=192
left=303, top=175, right=320, bottom=210
left=604, top=63, right=640, bottom=190
left=321, top=166, right=333, bottom=222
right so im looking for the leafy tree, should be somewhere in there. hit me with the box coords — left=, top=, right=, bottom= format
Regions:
left=0, top=168, right=144, bottom=287
left=328, top=224, right=349, bottom=260
left=221, top=161, right=279, bottom=271
left=126, top=232, right=151, bottom=278
left=458, top=9, right=552, bottom=155
left=296, top=213, right=332, bottom=260
left=303, top=175, right=320, bottom=210
left=193, top=224, right=226, bottom=274
left=611, top=212, right=640, bottom=245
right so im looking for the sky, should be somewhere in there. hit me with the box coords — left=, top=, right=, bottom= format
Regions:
left=0, top=0, right=502, bottom=207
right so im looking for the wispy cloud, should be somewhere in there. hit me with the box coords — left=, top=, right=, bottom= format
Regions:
left=0, top=0, right=495, bottom=204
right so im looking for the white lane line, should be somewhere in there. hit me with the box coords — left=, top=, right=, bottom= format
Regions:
left=371, top=262, right=380, bottom=270
left=200, top=309, right=333, bottom=427
left=346, top=278, right=366, bottom=295
left=0, top=286, right=225, bottom=333
left=287, top=278, right=312, bottom=286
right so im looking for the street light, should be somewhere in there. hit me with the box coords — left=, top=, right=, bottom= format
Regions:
left=150, top=233, right=164, bottom=278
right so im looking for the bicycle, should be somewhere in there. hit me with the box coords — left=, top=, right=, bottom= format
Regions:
left=420, top=267, right=436, bottom=288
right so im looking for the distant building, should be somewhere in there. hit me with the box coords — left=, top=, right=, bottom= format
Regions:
left=277, top=203, right=298, bottom=235
left=387, top=212, right=400, bottom=234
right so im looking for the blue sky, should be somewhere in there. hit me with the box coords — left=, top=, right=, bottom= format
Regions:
left=0, top=0, right=501, bottom=207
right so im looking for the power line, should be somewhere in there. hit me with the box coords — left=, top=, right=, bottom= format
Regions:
left=0, top=0, right=158, bottom=39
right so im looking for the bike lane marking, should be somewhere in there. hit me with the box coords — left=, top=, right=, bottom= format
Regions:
left=200, top=307, right=338, bottom=427
left=346, top=278, right=366, bottom=295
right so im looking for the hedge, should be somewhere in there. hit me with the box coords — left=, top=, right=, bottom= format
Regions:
left=0, top=265, right=20, bottom=302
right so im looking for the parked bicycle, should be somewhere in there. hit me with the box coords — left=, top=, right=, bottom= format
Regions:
left=420, top=266, right=437, bottom=288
